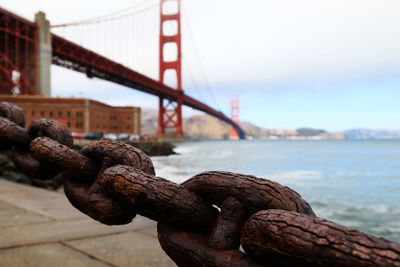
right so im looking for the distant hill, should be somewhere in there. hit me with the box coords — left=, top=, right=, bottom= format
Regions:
left=296, top=128, right=326, bottom=136
left=184, top=115, right=230, bottom=140
left=344, top=129, right=400, bottom=140
left=141, top=111, right=347, bottom=140
left=141, top=112, right=230, bottom=139
left=141, top=110, right=158, bottom=136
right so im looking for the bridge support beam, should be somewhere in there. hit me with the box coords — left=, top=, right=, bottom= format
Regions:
left=35, top=11, right=51, bottom=96
left=0, top=7, right=38, bottom=94
left=158, top=0, right=184, bottom=140
left=157, top=97, right=183, bottom=139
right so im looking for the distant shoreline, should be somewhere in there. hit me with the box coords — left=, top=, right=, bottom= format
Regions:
left=183, top=138, right=400, bottom=142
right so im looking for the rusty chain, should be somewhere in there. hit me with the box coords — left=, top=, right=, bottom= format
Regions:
left=1, top=101, right=400, bottom=266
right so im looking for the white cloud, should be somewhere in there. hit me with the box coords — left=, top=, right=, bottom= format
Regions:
left=4, top=0, right=400, bottom=88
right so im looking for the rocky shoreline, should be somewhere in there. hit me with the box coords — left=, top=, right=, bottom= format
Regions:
left=0, top=140, right=176, bottom=191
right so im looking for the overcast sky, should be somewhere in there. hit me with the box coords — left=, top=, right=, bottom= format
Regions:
left=1, top=0, right=399, bottom=131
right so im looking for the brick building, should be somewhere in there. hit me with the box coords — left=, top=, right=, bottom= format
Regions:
left=0, top=95, right=140, bottom=135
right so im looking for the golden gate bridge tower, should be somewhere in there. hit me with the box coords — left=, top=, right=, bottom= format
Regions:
left=229, top=95, right=240, bottom=140
left=158, top=0, right=183, bottom=139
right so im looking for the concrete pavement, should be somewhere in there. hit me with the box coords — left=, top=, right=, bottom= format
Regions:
left=0, top=179, right=175, bottom=267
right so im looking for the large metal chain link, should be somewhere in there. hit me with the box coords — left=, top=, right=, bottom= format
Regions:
left=1, top=102, right=400, bottom=266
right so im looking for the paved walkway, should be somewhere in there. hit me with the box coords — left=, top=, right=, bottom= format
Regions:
left=0, top=179, right=175, bottom=267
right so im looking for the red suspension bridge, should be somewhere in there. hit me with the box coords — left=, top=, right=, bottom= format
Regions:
left=0, top=1, right=245, bottom=139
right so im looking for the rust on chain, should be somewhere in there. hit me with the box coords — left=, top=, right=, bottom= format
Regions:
left=182, top=171, right=315, bottom=216
left=157, top=223, right=265, bottom=267
left=241, top=210, right=400, bottom=267
left=30, top=137, right=98, bottom=183
left=65, top=140, right=157, bottom=225
left=0, top=118, right=31, bottom=149
left=64, top=179, right=137, bottom=225
left=28, top=119, right=73, bottom=148
left=100, top=165, right=217, bottom=233
left=207, top=197, right=247, bottom=250
left=0, top=102, right=25, bottom=127
left=80, top=140, right=155, bottom=176
left=30, top=138, right=152, bottom=225
left=12, top=119, right=73, bottom=180
left=12, top=149, right=61, bottom=180
left=157, top=172, right=316, bottom=266
left=0, top=102, right=29, bottom=151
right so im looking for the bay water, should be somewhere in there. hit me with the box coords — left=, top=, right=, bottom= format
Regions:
left=152, top=140, right=400, bottom=242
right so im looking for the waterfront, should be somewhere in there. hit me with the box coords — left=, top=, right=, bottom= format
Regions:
left=152, top=139, right=400, bottom=242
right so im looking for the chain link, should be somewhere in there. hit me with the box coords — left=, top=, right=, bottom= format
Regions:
left=1, top=102, right=400, bottom=266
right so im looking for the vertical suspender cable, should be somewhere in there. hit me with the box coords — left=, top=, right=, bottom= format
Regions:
left=182, top=4, right=221, bottom=111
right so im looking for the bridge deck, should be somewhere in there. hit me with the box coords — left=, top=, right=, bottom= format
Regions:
left=51, top=34, right=244, bottom=137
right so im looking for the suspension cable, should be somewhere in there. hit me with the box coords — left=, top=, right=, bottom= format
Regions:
left=182, top=55, right=205, bottom=103
left=51, top=0, right=159, bottom=28
left=182, top=4, right=221, bottom=111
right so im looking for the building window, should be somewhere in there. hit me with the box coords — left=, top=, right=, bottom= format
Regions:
left=59, top=111, right=62, bottom=117
left=32, top=111, right=35, bottom=116
left=40, top=111, right=44, bottom=116
left=126, top=116, right=131, bottom=120
left=49, top=111, right=53, bottom=117
left=67, top=111, right=70, bottom=117
left=75, top=121, right=84, bottom=128
left=126, top=126, right=130, bottom=130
